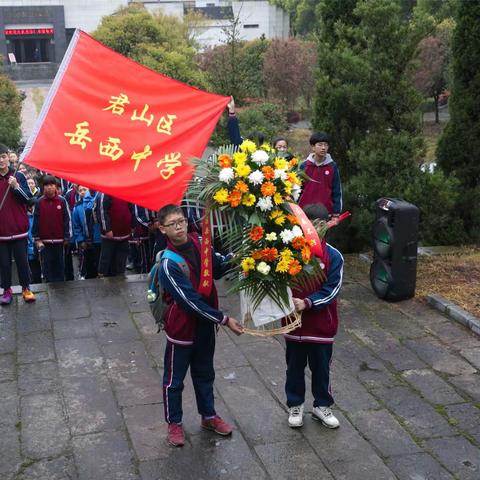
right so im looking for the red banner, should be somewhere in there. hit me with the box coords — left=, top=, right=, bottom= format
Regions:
left=21, top=30, right=229, bottom=210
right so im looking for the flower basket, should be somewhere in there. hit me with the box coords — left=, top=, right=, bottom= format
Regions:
left=240, top=287, right=294, bottom=327
left=187, top=141, right=325, bottom=336
left=239, top=287, right=302, bottom=336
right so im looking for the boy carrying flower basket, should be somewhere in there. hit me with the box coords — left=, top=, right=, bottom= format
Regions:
left=188, top=140, right=326, bottom=335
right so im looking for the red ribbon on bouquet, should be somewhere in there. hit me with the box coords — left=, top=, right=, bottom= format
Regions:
left=288, top=203, right=323, bottom=258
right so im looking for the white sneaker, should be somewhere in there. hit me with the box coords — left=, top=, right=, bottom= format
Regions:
left=312, top=406, right=340, bottom=429
left=288, top=404, right=304, bottom=428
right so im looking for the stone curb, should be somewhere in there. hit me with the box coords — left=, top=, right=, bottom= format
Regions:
left=427, top=293, right=480, bottom=337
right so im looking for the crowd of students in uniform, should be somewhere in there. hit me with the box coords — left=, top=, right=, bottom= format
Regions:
left=0, top=144, right=167, bottom=305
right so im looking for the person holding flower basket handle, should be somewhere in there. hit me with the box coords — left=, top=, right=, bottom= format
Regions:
left=284, top=202, right=344, bottom=430
left=157, top=204, right=243, bottom=447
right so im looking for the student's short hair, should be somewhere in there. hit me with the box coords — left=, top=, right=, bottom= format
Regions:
left=303, top=203, right=329, bottom=221
left=309, top=132, right=330, bottom=146
left=158, top=204, right=184, bottom=225
left=247, top=131, right=265, bottom=146
left=42, top=175, right=58, bottom=187
left=0, top=144, right=9, bottom=155
left=272, top=136, right=288, bottom=148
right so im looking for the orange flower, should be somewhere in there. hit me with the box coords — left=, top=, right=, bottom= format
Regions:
left=261, top=166, right=275, bottom=180
left=260, top=181, right=277, bottom=197
left=286, top=213, right=299, bottom=225
left=234, top=180, right=249, bottom=193
left=218, top=154, right=232, bottom=168
left=252, top=250, right=263, bottom=260
left=228, top=190, right=242, bottom=207
left=249, top=226, right=264, bottom=241
left=301, top=245, right=311, bottom=263
left=292, top=236, right=306, bottom=250
left=288, top=259, right=302, bottom=276
left=288, top=158, right=299, bottom=168
left=260, top=247, right=278, bottom=262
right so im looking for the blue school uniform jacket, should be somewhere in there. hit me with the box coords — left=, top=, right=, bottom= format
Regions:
left=284, top=242, right=343, bottom=344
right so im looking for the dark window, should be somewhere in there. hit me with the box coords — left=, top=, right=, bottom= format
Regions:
left=10, top=37, right=51, bottom=62
left=244, top=24, right=259, bottom=29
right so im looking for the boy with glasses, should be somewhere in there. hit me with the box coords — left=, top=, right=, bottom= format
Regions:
left=157, top=204, right=243, bottom=447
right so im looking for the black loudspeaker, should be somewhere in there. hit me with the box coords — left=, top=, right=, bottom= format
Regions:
left=370, top=198, right=419, bottom=301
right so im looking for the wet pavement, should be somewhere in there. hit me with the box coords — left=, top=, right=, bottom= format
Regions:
left=0, top=267, right=479, bottom=480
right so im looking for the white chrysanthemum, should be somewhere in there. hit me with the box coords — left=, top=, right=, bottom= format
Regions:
left=256, top=261, right=271, bottom=275
left=292, top=225, right=303, bottom=238
left=251, top=150, right=269, bottom=165
left=256, top=196, right=273, bottom=212
left=265, top=232, right=277, bottom=241
left=280, top=229, right=295, bottom=244
left=292, top=184, right=301, bottom=201
left=218, top=167, right=234, bottom=184
left=248, top=169, right=265, bottom=186
left=274, top=169, right=288, bottom=181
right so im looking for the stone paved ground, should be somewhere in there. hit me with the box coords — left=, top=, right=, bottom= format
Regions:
left=1, top=268, right=479, bottom=480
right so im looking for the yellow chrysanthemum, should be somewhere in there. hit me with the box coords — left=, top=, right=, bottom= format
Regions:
left=235, top=164, right=252, bottom=178
left=274, top=158, right=288, bottom=170
left=275, top=260, right=290, bottom=273
left=288, top=172, right=301, bottom=185
left=240, top=139, right=257, bottom=153
left=241, top=257, right=256, bottom=272
left=259, top=143, right=272, bottom=152
left=242, top=193, right=256, bottom=207
left=283, top=180, right=292, bottom=195
left=280, top=248, right=293, bottom=260
left=233, top=151, right=247, bottom=165
left=273, top=192, right=283, bottom=205
left=213, top=188, right=229, bottom=204
left=270, top=210, right=286, bottom=226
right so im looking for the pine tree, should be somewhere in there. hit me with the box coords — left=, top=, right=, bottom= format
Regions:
left=312, top=0, right=463, bottom=250
left=436, top=1, right=480, bottom=239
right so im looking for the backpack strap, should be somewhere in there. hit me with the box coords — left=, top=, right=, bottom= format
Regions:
left=161, top=249, right=190, bottom=277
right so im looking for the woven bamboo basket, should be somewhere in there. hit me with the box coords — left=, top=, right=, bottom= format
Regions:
left=242, top=309, right=302, bottom=336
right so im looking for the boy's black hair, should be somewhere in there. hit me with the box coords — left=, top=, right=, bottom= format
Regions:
left=272, top=136, right=288, bottom=148
left=303, top=203, right=330, bottom=222
left=0, top=144, right=9, bottom=155
left=42, top=175, right=58, bottom=187
left=158, top=204, right=184, bottom=225
left=247, top=131, right=265, bottom=146
left=309, top=132, right=330, bottom=146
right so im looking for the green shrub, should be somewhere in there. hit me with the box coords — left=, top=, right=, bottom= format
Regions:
left=210, top=102, right=287, bottom=148
left=0, top=75, right=22, bottom=148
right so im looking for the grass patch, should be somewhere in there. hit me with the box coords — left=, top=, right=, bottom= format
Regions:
left=31, top=88, right=45, bottom=115
left=345, top=248, right=480, bottom=318
left=422, top=120, right=446, bottom=164
left=280, top=127, right=311, bottom=160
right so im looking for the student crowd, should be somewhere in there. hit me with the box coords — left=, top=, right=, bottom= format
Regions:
left=0, top=144, right=165, bottom=305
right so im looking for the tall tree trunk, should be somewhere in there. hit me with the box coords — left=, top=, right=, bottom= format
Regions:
left=433, top=94, right=439, bottom=124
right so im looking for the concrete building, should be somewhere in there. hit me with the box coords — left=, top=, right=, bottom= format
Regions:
left=0, top=0, right=289, bottom=80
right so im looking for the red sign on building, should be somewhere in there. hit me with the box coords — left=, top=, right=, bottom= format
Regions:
left=4, top=28, right=54, bottom=36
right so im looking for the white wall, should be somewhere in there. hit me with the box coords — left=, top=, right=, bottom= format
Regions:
left=0, top=0, right=289, bottom=45
left=143, top=1, right=184, bottom=19
left=0, top=0, right=129, bottom=32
